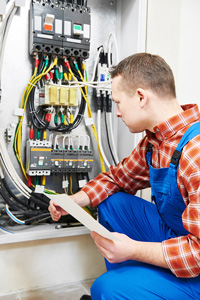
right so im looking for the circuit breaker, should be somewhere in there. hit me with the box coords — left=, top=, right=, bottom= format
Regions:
left=26, top=140, right=94, bottom=174
left=29, top=0, right=91, bottom=58
left=26, top=140, right=52, bottom=176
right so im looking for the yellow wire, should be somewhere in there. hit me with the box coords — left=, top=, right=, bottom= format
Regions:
left=14, top=58, right=58, bottom=179
left=42, top=176, right=46, bottom=186
left=68, top=68, right=106, bottom=172
left=70, top=174, right=73, bottom=195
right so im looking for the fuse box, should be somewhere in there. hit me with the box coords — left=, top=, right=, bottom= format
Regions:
left=29, top=0, right=91, bottom=58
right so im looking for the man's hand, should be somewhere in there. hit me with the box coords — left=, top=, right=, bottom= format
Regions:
left=48, top=191, right=91, bottom=222
left=91, top=231, right=134, bottom=264
left=91, top=231, right=168, bottom=268
left=48, top=199, right=68, bottom=221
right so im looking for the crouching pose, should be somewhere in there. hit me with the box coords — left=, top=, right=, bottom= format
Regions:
left=49, top=53, right=200, bottom=300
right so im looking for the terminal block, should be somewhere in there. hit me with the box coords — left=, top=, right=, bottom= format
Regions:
left=26, top=140, right=51, bottom=176
left=39, top=84, right=78, bottom=106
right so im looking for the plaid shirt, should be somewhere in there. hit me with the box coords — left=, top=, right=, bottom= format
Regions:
left=82, top=104, right=200, bottom=278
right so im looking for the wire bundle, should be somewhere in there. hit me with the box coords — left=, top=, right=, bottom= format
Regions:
left=0, top=12, right=119, bottom=232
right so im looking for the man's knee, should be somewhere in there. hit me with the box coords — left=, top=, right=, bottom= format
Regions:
left=91, top=274, right=115, bottom=300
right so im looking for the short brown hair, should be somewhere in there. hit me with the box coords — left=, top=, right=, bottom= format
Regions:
left=110, top=53, right=176, bottom=99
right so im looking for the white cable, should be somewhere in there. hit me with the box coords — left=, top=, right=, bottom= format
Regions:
left=0, top=155, right=29, bottom=199
left=0, top=1, right=15, bottom=36
left=0, top=5, right=17, bottom=84
left=5, top=204, right=25, bottom=225
left=0, top=131, right=31, bottom=197
left=106, top=33, right=119, bottom=163
left=86, top=135, right=90, bottom=149
left=107, top=32, right=119, bottom=67
left=63, top=134, right=71, bottom=149
left=53, top=81, right=111, bottom=89
left=91, top=46, right=104, bottom=82
left=97, top=109, right=111, bottom=169
left=0, top=226, right=13, bottom=234
left=54, top=134, right=65, bottom=148
left=70, top=135, right=74, bottom=149
left=0, top=162, right=4, bottom=178
left=108, top=112, right=119, bottom=164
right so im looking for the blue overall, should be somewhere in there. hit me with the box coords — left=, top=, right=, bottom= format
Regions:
left=91, top=123, right=200, bottom=300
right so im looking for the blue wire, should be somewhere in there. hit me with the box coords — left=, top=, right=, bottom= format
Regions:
left=0, top=226, right=13, bottom=234
left=5, top=205, right=25, bottom=225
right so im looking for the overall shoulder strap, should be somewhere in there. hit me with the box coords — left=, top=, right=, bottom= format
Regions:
left=146, top=142, right=153, bottom=165
left=171, top=122, right=200, bottom=168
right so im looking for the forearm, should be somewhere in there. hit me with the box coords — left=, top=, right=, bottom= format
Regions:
left=71, top=190, right=91, bottom=207
left=91, top=232, right=168, bottom=269
left=131, top=240, right=168, bottom=269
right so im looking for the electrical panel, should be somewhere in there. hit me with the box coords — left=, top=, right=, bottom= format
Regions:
left=29, top=0, right=91, bottom=58
left=0, top=0, right=119, bottom=232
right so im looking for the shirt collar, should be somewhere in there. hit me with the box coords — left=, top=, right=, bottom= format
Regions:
left=149, top=104, right=200, bottom=142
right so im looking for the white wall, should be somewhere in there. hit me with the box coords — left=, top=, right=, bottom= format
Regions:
left=0, top=235, right=106, bottom=295
left=176, top=0, right=200, bottom=106
left=117, top=0, right=147, bottom=160
left=142, top=0, right=200, bottom=202
left=146, top=0, right=200, bottom=106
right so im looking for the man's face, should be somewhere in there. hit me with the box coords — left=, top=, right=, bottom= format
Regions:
left=112, top=75, right=145, bottom=133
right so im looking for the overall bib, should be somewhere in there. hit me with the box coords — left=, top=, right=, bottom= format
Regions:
left=91, top=123, right=200, bottom=300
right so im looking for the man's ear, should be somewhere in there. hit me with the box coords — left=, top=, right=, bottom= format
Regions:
left=136, top=88, right=148, bottom=108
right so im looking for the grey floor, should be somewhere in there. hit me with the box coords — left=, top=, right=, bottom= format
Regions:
left=0, top=279, right=94, bottom=300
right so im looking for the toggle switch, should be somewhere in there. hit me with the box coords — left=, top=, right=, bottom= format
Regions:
left=73, top=23, right=83, bottom=35
left=38, top=156, right=44, bottom=166
left=44, top=14, right=55, bottom=31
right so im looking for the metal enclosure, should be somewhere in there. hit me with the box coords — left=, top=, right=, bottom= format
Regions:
left=0, top=0, right=147, bottom=212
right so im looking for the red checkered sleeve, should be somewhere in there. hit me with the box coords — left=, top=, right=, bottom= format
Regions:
left=82, top=137, right=151, bottom=207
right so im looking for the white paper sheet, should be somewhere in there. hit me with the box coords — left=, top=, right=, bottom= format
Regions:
left=50, top=194, right=120, bottom=241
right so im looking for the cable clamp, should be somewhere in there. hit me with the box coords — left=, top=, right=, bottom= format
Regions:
left=28, top=82, right=36, bottom=87
left=85, top=117, right=94, bottom=126
left=14, top=108, right=24, bottom=116
left=35, top=185, right=44, bottom=194
left=78, top=179, right=87, bottom=188
left=62, top=180, right=69, bottom=189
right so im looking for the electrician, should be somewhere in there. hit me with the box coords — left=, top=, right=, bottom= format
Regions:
left=49, top=53, right=200, bottom=300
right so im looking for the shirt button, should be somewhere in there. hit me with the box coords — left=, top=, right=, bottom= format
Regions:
left=164, top=136, right=167, bottom=140
left=156, top=128, right=159, bottom=132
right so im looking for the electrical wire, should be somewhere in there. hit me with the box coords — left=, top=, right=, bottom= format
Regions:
left=91, top=46, right=104, bottom=82
left=97, top=109, right=111, bottom=169
left=107, top=112, right=119, bottom=164
left=5, top=204, right=25, bottom=225
left=0, top=4, right=17, bottom=86
left=104, top=111, right=117, bottom=165
left=28, top=63, right=87, bottom=133
left=66, top=60, right=106, bottom=172
left=107, top=32, right=119, bottom=67
left=0, top=226, right=13, bottom=234
left=13, top=56, right=58, bottom=180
